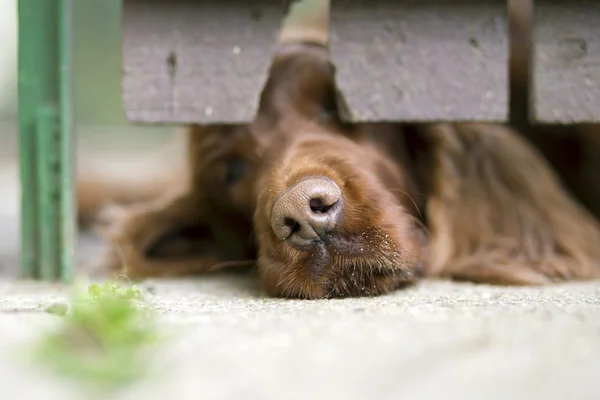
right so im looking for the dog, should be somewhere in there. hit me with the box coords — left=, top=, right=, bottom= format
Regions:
left=79, top=0, right=600, bottom=298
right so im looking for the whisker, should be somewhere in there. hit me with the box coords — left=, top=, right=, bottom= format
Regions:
left=388, top=187, right=425, bottom=220
left=114, top=242, right=128, bottom=272
left=381, top=221, right=430, bottom=235
left=247, top=230, right=258, bottom=248
left=115, top=274, right=133, bottom=286
left=277, top=267, right=301, bottom=295
left=207, top=259, right=256, bottom=272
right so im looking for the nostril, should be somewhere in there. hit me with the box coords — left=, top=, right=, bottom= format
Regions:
left=270, top=177, right=343, bottom=246
left=284, top=217, right=301, bottom=234
left=309, top=197, right=334, bottom=213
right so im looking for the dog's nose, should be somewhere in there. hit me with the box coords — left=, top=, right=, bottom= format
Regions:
left=271, top=177, right=343, bottom=247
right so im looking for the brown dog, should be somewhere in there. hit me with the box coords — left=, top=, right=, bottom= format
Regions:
left=81, top=0, right=600, bottom=298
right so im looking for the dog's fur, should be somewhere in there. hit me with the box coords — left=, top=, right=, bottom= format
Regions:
left=78, top=0, right=600, bottom=298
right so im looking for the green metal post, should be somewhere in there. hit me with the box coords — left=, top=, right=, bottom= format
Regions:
left=18, top=0, right=76, bottom=281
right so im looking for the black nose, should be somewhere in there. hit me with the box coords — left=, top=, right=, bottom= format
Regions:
left=270, top=177, right=344, bottom=248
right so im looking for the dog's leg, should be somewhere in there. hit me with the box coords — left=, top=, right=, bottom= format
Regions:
left=76, top=130, right=187, bottom=228
left=97, top=187, right=243, bottom=278
left=424, top=123, right=600, bottom=284
left=92, top=122, right=258, bottom=279
left=77, top=167, right=178, bottom=229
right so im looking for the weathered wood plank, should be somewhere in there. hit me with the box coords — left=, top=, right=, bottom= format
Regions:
left=122, top=0, right=286, bottom=124
left=330, top=0, right=508, bottom=123
left=532, top=0, right=600, bottom=123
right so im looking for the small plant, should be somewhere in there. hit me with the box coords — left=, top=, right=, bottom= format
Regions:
left=35, top=281, right=161, bottom=389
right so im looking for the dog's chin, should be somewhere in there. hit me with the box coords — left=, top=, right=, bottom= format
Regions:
left=257, top=227, right=422, bottom=299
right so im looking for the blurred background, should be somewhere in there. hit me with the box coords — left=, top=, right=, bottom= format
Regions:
left=0, top=0, right=176, bottom=277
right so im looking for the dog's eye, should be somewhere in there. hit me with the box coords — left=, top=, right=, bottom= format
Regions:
left=318, top=88, right=341, bottom=124
left=225, top=157, right=248, bottom=186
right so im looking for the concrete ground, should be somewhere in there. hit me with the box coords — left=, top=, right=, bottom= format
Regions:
left=0, top=124, right=599, bottom=400
left=1, top=277, right=600, bottom=400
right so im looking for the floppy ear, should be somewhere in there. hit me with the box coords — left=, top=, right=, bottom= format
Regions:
left=424, top=123, right=600, bottom=284
left=256, top=0, right=346, bottom=125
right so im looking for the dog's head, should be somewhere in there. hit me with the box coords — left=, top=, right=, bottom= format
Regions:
left=246, top=42, right=425, bottom=299
left=140, top=3, right=426, bottom=295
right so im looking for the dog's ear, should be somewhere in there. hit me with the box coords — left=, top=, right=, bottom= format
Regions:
left=424, top=123, right=600, bottom=284
left=256, top=0, right=344, bottom=126
left=258, top=48, right=342, bottom=124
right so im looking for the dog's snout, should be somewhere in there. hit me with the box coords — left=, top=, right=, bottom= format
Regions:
left=271, top=177, right=343, bottom=247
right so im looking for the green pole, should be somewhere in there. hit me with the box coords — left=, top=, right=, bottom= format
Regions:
left=17, top=0, right=76, bottom=281
left=59, top=0, right=76, bottom=282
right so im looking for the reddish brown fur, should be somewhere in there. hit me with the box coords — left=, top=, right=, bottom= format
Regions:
left=94, top=124, right=257, bottom=278
left=77, top=0, right=600, bottom=298
left=253, top=127, right=424, bottom=298
left=422, top=122, right=600, bottom=284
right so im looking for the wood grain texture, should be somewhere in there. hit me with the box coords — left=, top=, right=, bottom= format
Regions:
left=330, top=0, right=509, bottom=123
left=532, top=0, right=600, bottom=123
left=122, top=0, right=287, bottom=124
